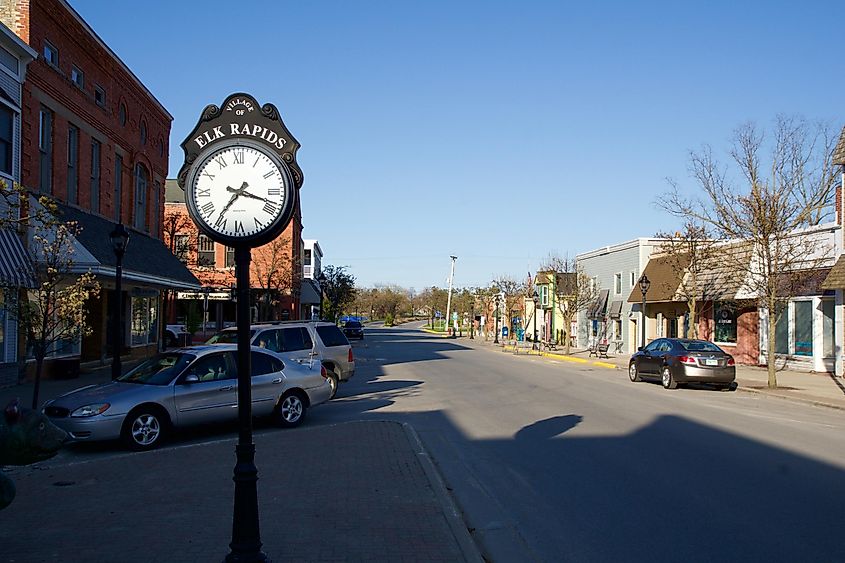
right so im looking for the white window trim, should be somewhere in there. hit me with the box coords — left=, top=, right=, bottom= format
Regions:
left=43, top=40, right=59, bottom=68
left=71, top=65, right=84, bottom=89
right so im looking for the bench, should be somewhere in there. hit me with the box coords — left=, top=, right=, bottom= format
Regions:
left=588, top=343, right=609, bottom=358
left=542, top=339, right=558, bottom=351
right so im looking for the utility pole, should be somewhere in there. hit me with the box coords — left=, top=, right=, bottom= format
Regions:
left=445, top=255, right=457, bottom=336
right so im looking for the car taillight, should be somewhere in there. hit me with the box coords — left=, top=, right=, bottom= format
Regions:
left=679, top=356, right=697, bottom=365
left=348, top=349, right=354, bottom=363
left=320, top=365, right=328, bottom=379
left=727, top=357, right=735, bottom=366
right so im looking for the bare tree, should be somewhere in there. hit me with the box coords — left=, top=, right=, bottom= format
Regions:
left=653, top=221, right=721, bottom=339
left=160, top=208, right=196, bottom=334
left=474, top=286, right=498, bottom=339
left=539, top=254, right=598, bottom=355
left=250, top=234, right=297, bottom=321
left=659, top=117, right=837, bottom=388
left=492, top=275, right=527, bottom=339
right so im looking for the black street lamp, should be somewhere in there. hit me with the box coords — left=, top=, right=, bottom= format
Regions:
left=639, top=274, right=651, bottom=348
left=470, top=305, right=475, bottom=339
left=316, top=272, right=326, bottom=320
left=109, top=224, right=129, bottom=381
left=532, top=289, right=539, bottom=351
left=494, top=294, right=500, bottom=344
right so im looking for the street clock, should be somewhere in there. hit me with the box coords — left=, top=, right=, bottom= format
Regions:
left=178, top=93, right=302, bottom=247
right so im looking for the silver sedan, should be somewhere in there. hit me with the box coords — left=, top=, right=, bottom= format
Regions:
left=42, top=345, right=332, bottom=450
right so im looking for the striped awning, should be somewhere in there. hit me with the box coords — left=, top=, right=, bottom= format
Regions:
left=0, top=228, right=34, bottom=288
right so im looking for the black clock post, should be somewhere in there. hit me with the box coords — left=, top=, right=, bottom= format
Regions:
left=178, top=93, right=303, bottom=562
left=229, top=243, right=262, bottom=561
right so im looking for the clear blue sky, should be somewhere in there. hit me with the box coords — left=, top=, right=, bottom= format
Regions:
left=74, top=0, right=843, bottom=290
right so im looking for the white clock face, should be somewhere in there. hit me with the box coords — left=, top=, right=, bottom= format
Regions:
left=190, top=144, right=288, bottom=239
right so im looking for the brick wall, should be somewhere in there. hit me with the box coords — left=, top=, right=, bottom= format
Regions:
left=164, top=201, right=304, bottom=319
left=3, top=0, right=171, bottom=239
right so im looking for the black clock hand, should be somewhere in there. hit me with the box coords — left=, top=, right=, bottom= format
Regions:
left=219, top=192, right=239, bottom=218
left=238, top=190, right=271, bottom=204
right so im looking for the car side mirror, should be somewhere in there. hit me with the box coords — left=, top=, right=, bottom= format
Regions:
left=183, top=374, right=200, bottom=384
left=637, top=346, right=644, bottom=352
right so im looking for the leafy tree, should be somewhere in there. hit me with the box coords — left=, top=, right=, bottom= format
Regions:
left=320, top=265, right=356, bottom=322
left=0, top=181, right=100, bottom=408
left=416, top=286, right=448, bottom=329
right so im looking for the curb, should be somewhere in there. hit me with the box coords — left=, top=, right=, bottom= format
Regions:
left=402, top=423, right=485, bottom=563
left=733, top=384, right=845, bottom=411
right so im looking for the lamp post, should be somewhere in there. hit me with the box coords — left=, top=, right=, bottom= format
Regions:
left=470, top=304, right=475, bottom=339
left=639, top=274, right=651, bottom=348
left=109, top=224, right=129, bottom=381
left=532, top=289, right=539, bottom=351
left=317, top=272, right=326, bottom=320
left=445, top=255, right=457, bottom=337
left=494, top=294, right=500, bottom=344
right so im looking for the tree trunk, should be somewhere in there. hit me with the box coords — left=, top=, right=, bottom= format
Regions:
left=767, top=298, right=778, bottom=389
left=31, top=356, right=44, bottom=410
left=563, top=312, right=572, bottom=355
left=689, top=299, right=697, bottom=339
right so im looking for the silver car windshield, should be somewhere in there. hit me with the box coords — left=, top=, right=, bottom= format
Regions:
left=118, top=353, right=196, bottom=385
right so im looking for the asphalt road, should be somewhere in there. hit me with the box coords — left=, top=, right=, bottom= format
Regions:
left=322, top=323, right=845, bottom=562
left=54, top=323, right=845, bottom=562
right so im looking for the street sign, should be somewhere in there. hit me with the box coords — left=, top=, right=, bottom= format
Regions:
left=435, top=311, right=442, bottom=318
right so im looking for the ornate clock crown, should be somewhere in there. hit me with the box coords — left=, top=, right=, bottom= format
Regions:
left=177, top=93, right=303, bottom=193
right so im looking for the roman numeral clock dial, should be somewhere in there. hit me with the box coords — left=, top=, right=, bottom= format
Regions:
left=188, top=143, right=292, bottom=244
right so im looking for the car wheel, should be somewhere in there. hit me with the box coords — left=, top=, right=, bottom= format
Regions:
left=122, top=407, right=168, bottom=451
left=327, top=371, right=339, bottom=399
left=165, top=332, right=177, bottom=348
left=661, top=366, right=678, bottom=390
left=721, top=382, right=737, bottom=392
left=628, top=362, right=641, bottom=382
left=276, top=391, right=307, bottom=428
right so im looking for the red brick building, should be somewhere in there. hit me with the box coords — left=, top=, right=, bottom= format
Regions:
left=164, top=180, right=303, bottom=333
left=0, top=0, right=199, bottom=374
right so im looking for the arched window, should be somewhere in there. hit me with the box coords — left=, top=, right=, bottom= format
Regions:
left=119, top=103, right=127, bottom=126
left=134, top=163, right=148, bottom=230
left=140, top=120, right=147, bottom=145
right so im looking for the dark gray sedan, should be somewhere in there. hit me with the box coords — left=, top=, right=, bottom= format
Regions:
left=42, top=345, right=332, bottom=450
left=628, top=338, right=736, bottom=390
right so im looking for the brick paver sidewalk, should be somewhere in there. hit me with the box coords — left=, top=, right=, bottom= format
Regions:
left=0, top=421, right=479, bottom=562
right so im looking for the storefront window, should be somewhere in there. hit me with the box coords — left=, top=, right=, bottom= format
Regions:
left=793, top=301, right=813, bottom=357
left=775, top=307, right=790, bottom=355
left=822, top=299, right=835, bottom=358
left=714, top=302, right=737, bottom=343
left=131, top=296, right=159, bottom=346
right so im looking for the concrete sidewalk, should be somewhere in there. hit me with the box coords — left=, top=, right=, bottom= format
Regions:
left=0, top=420, right=481, bottom=562
left=0, top=363, right=482, bottom=562
left=469, top=337, right=845, bottom=411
